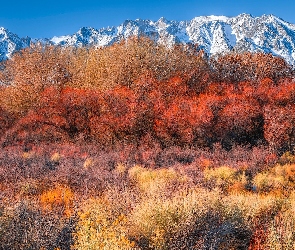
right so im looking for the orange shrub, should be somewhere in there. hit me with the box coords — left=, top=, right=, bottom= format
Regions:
left=40, top=185, right=74, bottom=216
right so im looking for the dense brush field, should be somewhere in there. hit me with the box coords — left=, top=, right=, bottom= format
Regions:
left=1, top=37, right=295, bottom=249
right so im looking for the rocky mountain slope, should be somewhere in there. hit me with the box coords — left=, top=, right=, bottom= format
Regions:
left=2, top=14, right=295, bottom=65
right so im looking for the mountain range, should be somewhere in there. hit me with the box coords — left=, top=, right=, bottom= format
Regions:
left=1, top=13, right=295, bottom=65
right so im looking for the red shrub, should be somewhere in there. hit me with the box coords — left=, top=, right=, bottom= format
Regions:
left=264, top=104, right=295, bottom=151
left=154, top=96, right=214, bottom=146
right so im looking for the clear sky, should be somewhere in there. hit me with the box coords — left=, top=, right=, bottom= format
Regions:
left=2, top=0, right=295, bottom=38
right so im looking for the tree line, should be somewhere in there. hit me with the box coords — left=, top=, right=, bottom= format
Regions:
left=0, top=36, right=294, bottom=153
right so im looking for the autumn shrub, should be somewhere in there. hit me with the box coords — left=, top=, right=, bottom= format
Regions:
left=264, top=104, right=295, bottom=152
left=204, top=166, right=248, bottom=193
left=0, top=83, right=42, bottom=116
left=60, top=87, right=103, bottom=141
left=215, top=96, right=264, bottom=148
left=0, top=105, right=15, bottom=137
left=128, top=165, right=190, bottom=197
left=73, top=196, right=137, bottom=250
left=266, top=79, right=295, bottom=106
left=129, top=188, right=221, bottom=249
left=154, top=95, right=214, bottom=147
left=253, top=164, right=295, bottom=194
left=0, top=200, right=75, bottom=250
left=1, top=109, right=69, bottom=147
left=209, top=52, right=293, bottom=83
left=265, top=191, right=295, bottom=249
left=98, top=86, right=137, bottom=143
left=0, top=44, right=73, bottom=116
left=40, top=185, right=74, bottom=217
left=68, top=36, right=209, bottom=91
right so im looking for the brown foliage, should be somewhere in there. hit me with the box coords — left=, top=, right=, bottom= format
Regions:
left=210, top=52, right=293, bottom=83
left=67, top=36, right=209, bottom=91
left=0, top=44, right=73, bottom=116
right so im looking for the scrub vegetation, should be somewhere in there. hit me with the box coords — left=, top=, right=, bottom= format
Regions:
left=0, top=37, right=295, bottom=249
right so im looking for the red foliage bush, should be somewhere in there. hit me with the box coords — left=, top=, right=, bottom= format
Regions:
left=215, top=95, right=263, bottom=148
left=154, top=96, right=214, bottom=146
left=0, top=40, right=294, bottom=153
left=264, top=104, right=295, bottom=152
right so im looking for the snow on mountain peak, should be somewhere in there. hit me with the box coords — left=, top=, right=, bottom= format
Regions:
left=1, top=14, right=295, bottom=65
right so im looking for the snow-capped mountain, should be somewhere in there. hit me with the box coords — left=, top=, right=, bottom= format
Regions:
left=0, top=27, right=32, bottom=61
left=2, top=14, right=295, bottom=65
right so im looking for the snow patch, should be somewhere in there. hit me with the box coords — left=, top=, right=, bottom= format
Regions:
left=51, top=36, right=71, bottom=44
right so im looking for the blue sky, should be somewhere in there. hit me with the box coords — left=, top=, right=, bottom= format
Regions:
left=2, top=0, right=295, bottom=38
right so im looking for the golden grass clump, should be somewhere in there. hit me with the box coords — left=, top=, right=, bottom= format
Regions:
left=50, top=152, right=61, bottom=163
left=73, top=197, right=137, bottom=250
left=279, top=151, right=295, bottom=165
left=204, top=166, right=247, bottom=192
left=253, top=164, right=295, bottom=194
left=114, top=163, right=127, bottom=175
left=221, top=193, right=284, bottom=227
left=253, top=172, right=285, bottom=193
left=22, top=150, right=35, bottom=159
left=128, top=165, right=190, bottom=196
left=265, top=191, right=295, bottom=249
left=129, top=188, right=220, bottom=249
left=83, top=157, right=94, bottom=169
left=266, top=211, right=295, bottom=249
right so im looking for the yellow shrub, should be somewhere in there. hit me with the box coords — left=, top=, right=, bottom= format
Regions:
left=253, top=172, right=285, bottom=193
left=204, top=166, right=247, bottom=192
left=83, top=157, right=94, bottom=169
left=0, top=84, right=40, bottom=116
left=114, top=163, right=127, bottom=175
left=275, top=164, right=295, bottom=182
left=253, top=164, right=295, bottom=194
left=67, top=36, right=208, bottom=91
left=279, top=151, right=295, bottom=165
left=50, top=152, right=61, bottom=162
left=128, top=165, right=189, bottom=196
left=221, top=193, right=284, bottom=227
left=73, top=197, right=137, bottom=250
left=265, top=191, right=295, bottom=249
left=129, top=188, right=220, bottom=249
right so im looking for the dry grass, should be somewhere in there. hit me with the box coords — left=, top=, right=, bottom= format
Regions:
left=128, top=165, right=190, bottom=197
left=73, top=197, right=137, bottom=250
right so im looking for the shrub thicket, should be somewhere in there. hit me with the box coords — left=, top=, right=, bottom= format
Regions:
left=0, top=36, right=294, bottom=249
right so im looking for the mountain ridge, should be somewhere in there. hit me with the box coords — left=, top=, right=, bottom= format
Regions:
left=2, top=13, right=295, bottom=65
